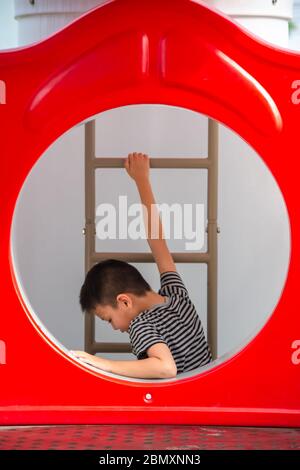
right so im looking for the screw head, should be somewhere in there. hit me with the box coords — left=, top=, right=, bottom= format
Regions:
left=144, top=393, right=153, bottom=403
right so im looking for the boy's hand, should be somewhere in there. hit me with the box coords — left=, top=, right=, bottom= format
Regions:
left=124, top=152, right=150, bottom=182
left=70, top=350, right=111, bottom=372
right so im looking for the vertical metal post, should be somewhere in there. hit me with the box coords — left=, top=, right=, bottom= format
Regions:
left=207, top=118, right=219, bottom=359
left=84, top=120, right=96, bottom=354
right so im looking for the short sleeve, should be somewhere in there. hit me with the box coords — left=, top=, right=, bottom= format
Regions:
left=129, top=319, right=168, bottom=360
left=158, top=271, right=189, bottom=298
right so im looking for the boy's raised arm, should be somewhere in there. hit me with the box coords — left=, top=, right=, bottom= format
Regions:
left=124, top=153, right=177, bottom=275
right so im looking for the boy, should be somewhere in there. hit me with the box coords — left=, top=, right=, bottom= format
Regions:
left=72, top=153, right=212, bottom=378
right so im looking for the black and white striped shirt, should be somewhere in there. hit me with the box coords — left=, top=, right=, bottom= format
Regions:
left=128, top=271, right=212, bottom=374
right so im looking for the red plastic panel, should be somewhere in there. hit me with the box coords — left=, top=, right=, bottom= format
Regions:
left=27, top=30, right=149, bottom=130
left=0, top=0, right=300, bottom=426
left=161, top=33, right=282, bottom=135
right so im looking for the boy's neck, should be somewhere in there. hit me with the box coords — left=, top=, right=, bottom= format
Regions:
left=135, top=291, right=167, bottom=316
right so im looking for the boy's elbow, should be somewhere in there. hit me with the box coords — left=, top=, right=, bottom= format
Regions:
left=161, top=362, right=177, bottom=378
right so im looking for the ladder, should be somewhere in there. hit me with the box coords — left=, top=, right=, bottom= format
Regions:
left=83, top=118, right=219, bottom=359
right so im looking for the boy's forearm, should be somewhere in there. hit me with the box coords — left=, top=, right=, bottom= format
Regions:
left=135, top=177, right=164, bottom=242
left=72, top=351, right=174, bottom=379
left=104, top=356, right=174, bottom=379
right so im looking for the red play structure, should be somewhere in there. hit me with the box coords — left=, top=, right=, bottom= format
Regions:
left=0, top=0, right=300, bottom=426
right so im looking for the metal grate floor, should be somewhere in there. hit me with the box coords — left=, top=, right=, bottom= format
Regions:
left=0, top=425, right=299, bottom=450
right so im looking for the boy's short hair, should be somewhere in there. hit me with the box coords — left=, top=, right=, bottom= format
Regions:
left=79, top=259, right=152, bottom=313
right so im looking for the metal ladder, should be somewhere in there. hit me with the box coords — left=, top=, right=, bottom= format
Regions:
left=83, top=118, right=219, bottom=359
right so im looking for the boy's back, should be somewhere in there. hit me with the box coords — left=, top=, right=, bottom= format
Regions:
left=128, top=270, right=212, bottom=374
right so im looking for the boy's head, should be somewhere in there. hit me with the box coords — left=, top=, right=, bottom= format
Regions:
left=79, top=259, right=152, bottom=332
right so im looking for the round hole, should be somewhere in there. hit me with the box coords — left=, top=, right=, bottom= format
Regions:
left=10, top=104, right=291, bottom=383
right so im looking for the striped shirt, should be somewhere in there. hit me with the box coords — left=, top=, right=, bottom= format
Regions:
left=128, top=271, right=212, bottom=374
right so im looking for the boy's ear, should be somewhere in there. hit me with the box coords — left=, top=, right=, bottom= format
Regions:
left=116, top=293, right=130, bottom=306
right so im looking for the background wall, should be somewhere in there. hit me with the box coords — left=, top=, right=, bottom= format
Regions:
left=290, top=0, right=300, bottom=50
left=0, top=0, right=18, bottom=49
left=2, top=1, right=296, bottom=366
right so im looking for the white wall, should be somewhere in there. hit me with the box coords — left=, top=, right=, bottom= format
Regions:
left=289, top=0, right=300, bottom=50
left=3, top=1, right=292, bottom=370
left=0, top=0, right=18, bottom=49
left=14, top=0, right=103, bottom=46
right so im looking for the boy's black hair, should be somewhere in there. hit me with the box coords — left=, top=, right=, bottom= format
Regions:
left=79, top=258, right=152, bottom=313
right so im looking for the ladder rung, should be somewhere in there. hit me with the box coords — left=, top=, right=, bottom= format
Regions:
left=93, top=157, right=211, bottom=169
left=91, top=252, right=209, bottom=264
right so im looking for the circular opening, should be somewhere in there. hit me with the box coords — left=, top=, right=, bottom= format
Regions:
left=10, top=104, right=291, bottom=383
